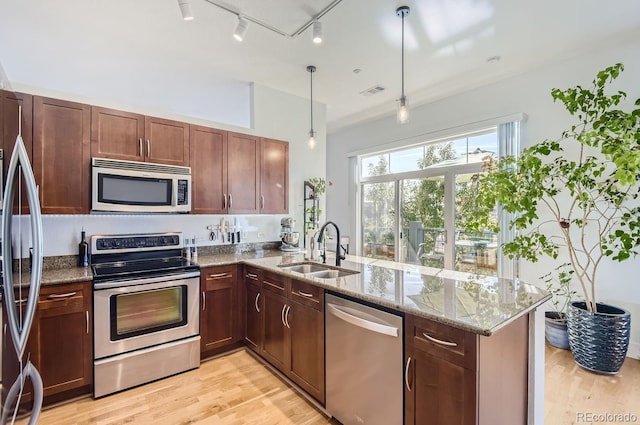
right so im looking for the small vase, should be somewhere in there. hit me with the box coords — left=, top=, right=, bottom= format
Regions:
left=567, top=301, right=631, bottom=374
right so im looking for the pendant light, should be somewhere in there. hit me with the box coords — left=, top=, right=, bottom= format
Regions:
left=396, top=5, right=410, bottom=124
left=307, top=65, right=317, bottom=149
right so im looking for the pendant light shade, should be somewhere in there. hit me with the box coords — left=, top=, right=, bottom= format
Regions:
left=233, top=16, right=249, bottom=41
left=396, top=5, right=410, bottom=124
left=307, top=65, right=317, bottom=149
left=312, top=20, right=323, bottom=44
left=178, top=0, right=194, bottom=21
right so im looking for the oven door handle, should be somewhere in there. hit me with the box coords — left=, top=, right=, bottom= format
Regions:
left=93, top=271, right=201, bottom=290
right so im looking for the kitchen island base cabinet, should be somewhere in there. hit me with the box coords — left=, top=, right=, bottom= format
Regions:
left=200, top=265, right=243, bottom=359
left=243, top=267, right=325, bottom=405
left=404, top=314, right=529, bottom=425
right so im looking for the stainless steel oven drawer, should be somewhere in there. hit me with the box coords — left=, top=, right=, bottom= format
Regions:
left=94, top=335, right=200, bottom=398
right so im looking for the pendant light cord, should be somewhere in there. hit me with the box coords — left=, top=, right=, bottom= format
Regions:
left=401, top=13, right=405, bottom=99
left=310, top=69, right=314, bottom=135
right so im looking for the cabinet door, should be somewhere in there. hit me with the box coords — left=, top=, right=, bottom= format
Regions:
left=405, top=348, right=476, bottom=425
left=200, top=265, right=239, bottom=356
left=190, top=125, right=228, bottom=214
left=288, top=299, right=325, bottom=404
left=227, top=132, right=259, bottom=214
left=261, top=290, right=289, bottom=372
left=245, top=280, right=263, bottom=352
left=1, top=91, right=33, bottom=214
left=144, top=116, right=189, bottom=166
left=260, top=138, right=288, bottom=214
left=33, top=96, right=91, bottom=214
left=90, top=106, right=144, bottom=161
left=31, top=282, right=92, bottom=399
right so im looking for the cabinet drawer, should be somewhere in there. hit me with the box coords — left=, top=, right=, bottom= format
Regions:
left=290, top=279, right=323, bottom=310
left=244, top=266, right=262, bottom=284
left=262, top=271, right=289, bottom=295
left=203, top=264, right=237, bottom=290
left=408, top=315, right=477, bottom=370
left=38, top=283, right=87, bottom=310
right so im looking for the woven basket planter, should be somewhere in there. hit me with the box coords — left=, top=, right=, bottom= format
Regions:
left=567, top=301, right=631, bottom=374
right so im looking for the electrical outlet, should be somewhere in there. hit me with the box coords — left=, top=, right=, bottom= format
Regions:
left=242, top=232, right=248, bottom=238
left=257, top=232, right=264, bottom=238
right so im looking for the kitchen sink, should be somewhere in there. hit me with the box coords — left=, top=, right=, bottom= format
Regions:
left=277, top=263, right=330, bottom=274
left=278, top=262, right=360, bottom=279
left=307, top=269, right=359, bottom=279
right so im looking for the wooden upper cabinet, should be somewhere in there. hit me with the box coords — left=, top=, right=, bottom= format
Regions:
left=1, top=91, right=33, bottom=214
left=190, top=125, right=227, bottom=214
left=260, top=137, right=288, bottom=214
left=90, top=106, right=144, bottom=161
left=91, top=107, right=189, bottom=166
left=227, top=132, right=260, bottom=214
left=144, top=116, right=189, bottom=167
left=33, top=96, right=90, bottom=214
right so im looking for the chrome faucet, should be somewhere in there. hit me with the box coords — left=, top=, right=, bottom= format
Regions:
left=317, top=221, right=345, bottom=267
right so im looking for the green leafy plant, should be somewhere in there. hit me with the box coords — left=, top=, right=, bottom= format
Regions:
left=305, top=177, right=326, bottom=232
left=467, top=63, right=640, bottom=313
left=541, top=264, right=577, bottom=321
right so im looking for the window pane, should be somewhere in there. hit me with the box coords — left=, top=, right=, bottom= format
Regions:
left=390, top=147, right=423, bottom=173
left=362, top=181, right=395, bottom=260
left=361, top=154, right=390, bottom=177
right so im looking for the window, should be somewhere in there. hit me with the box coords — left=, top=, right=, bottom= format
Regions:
left=357, top=123, right=519, bottom=278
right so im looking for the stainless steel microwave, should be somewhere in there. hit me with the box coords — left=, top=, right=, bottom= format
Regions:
left=92, top=158, right=191, bottom=213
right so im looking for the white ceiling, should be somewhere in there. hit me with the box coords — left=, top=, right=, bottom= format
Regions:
left=1, top=0, right=639, bottom=133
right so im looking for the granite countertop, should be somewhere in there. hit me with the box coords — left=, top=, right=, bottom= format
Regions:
left=243, top=253, right=551, bottom=336
left=20, top=248, right=550, bottom=336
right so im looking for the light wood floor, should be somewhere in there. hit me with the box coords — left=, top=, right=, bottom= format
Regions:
left=11, top=345, right=640, bottom=424
left=544, top=344, right=640, bottom=424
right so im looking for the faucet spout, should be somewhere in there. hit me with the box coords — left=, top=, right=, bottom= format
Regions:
left=317, top=221, right=345, bottom=267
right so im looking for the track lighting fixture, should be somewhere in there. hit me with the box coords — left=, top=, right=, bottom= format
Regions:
left=312, top=20, right=323, bottom=44
left=307, top=65, right=317, bottom=150
left=233, top=16, right=249, bottom=42
left=396, top=5, right=410, bottom=124
left=178, top=0, right=194, bottom=21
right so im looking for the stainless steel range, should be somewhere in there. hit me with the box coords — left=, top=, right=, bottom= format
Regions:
left=91, top=232, right=200, bottom=398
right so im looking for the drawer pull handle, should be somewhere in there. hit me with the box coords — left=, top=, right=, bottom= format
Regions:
left=47, top=292, right=77, bottom=300
left=246, top=273, right=258, bottom=279
left=405, top=357, right=412, bottom=392
left=423, top=332, right=457, bottom=347
left=208, top=273, right=229, bottom=279
left=297, top=290, right=314, bottom=298
left=255, top=292, right=261, bottom=313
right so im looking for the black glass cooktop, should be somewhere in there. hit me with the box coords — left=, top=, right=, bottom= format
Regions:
left=92, top=257, right=199, bottom=280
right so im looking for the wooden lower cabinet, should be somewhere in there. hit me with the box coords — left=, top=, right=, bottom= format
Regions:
left=288, top=299, right=324, bottom=403
left=2, top=281, right=93, bottom=410
left=261, top=290, right=289, bottom=371
left=244, top=280, right=263, bottom=351
left=200, top=265, right=242, bottom=358
left=404, top=313, right=529, bottom=425
left=244, top=267, right=325, bottom=405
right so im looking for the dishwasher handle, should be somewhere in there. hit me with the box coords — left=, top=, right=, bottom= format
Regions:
left=327, top=303, right=399, bottom=337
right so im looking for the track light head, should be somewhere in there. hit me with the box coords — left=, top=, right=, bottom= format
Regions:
left=178, top=0, right=194, bottom=21
left=312, top=20, right=323, bottom=44
left=233, top=16, right=249, bottom=42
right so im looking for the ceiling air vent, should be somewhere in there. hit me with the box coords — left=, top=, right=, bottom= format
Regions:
left=360, top=85, right=386, bottom=96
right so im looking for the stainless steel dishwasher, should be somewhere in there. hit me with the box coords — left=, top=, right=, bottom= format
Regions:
left=325, top=293, right=403, bottom=425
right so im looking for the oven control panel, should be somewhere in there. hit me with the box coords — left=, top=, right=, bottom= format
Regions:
left=92, top=233, right=182, bottom=253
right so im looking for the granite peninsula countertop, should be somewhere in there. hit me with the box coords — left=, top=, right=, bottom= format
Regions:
left=242, top=253, right=551, bottom=336
left=22, top=248, right=550, bottom=335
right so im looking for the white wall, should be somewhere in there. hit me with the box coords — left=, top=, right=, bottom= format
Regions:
left=2, top=81, right=327, bottom=256
left=327, top=37, right=640, bottom=425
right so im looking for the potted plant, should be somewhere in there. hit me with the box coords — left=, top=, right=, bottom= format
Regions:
left=305, top=177, right=326, bottom=233
left=468, top=63, right=639, bottom=373
left=541, top=264, right=576, bottom=350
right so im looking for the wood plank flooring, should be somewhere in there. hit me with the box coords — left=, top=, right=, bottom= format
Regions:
left=11, top=345, right=640, bottom=424
left=545, top=344, right=640, bottom=424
